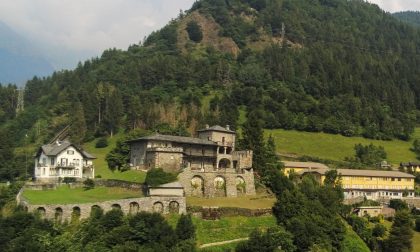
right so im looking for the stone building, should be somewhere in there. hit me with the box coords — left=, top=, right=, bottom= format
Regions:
left=129, top=125, right=256, bottom=197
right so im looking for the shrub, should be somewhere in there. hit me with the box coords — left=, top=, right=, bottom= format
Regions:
left=372, top=223, right=386, bottom=238
left=415, top=217, right=420, bottom=232
left=63, top=177, right=76, bottom=184
left=83, top=178, right=95, bottom=190
left=389, top=199, right=408, bottom=211
left=95, top=175, right=102, bottom=179
left=95, top=137, right=108, bottom=148
left=145, top=168, right=177, bottom=186
left=186, top=20, right=203, bottom=43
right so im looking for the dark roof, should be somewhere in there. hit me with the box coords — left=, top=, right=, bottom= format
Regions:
left=400, top=162, right=420, bottom=167
left=129, top=134, right=217, bottom=146
left=299, top=168, right=415, bottom=178
left=36, top=141, right=96, bottom=159
left=197, top=125, right=235, bottom=134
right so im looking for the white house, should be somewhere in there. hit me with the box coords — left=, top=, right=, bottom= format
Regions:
left=34, top=141, right=95, bottom=181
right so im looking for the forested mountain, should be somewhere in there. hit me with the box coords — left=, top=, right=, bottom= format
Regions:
left=394, top=11, right=420, bottom=27
left=0, top=21, right=54, bottom=85
left=2, top=0, right=420, bottom=156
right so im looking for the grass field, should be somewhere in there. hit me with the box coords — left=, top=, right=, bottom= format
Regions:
left=167, top=215, right=277, bottom=245
left=266, top=128, right=420, bottom=165
left=187, top=196, right=276, bottom=209
left=83, top=135, right=147, bottom=183
left=199, top=242, right=240, bottom=251
left=23, top=186, right=142, bottom=204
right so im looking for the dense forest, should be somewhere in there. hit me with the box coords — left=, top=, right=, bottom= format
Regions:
left=1, top=0, right=420, bottom=180
left=394, top=11, right=420, bottom=27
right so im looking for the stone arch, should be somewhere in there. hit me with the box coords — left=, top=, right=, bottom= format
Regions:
left=55, top=207, right=63, bottom=222
left=153, top=201, right=164, bottom=213
left=111, top=203, right=121, bottom=210
left=236, top=176, right=246, bottom=195
left=71, top=206, right=81, bottom=222
left=36, top=207, right=46, bottom=218
left=218, top=158, right=231, bottom=169
left=214, top=176, right=227, bottom=197
left=129, top=202, right=140, bottom=214
left=191, top=175, right=205, bottom=197
left=169, top=201, right=180, bottom=214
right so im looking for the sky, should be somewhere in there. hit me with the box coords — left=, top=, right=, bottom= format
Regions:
left=0, top=0, right=418, bottom=70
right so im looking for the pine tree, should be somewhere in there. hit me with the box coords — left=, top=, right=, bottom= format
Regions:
left=175, top=214, right=195, bottom=241
left=385, top=210, right=413, bottom=252
left=241, top=109, right=266, bottom=172
left=69, top=101, right=87, bottom=146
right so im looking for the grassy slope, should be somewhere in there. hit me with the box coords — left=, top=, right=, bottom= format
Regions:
left=83, top=135, right=146, bottom=183
left=265, top=128, right=420, bottom=165
left=187, top=196, right=276, bottom=209
left=342, top=222, right=371, bottom=252
left=167, top=215, right=277, bottom=245
left=23, top=186, right=141, bottom=204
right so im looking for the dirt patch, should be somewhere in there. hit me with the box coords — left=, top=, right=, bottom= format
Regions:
left=177, top=11, right=240, bottom=57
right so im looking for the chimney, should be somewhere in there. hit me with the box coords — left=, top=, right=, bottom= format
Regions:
left=205, top=124, right=209, bottom=129
left=226, top=125, right=230, bottom=130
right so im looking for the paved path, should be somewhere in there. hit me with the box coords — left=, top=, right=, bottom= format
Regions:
left=199, top=237, right=249, bottom=248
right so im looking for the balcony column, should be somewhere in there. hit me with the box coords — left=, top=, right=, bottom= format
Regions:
left=224, top=147, right=227, bottom=154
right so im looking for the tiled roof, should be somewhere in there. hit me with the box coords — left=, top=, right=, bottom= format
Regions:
left=197, top=125, right=235, bottom=134
left=283, top=161, right=329, bottom=169
left=300, top=168, right=415, bottom=178
left=37, top=141, right=96, bottom=159
left=129, top=134, right=217, bottom=146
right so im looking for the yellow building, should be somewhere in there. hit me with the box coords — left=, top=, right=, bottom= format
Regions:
left=299, top=168, right=415, bottom=200
left=282, top=161, right=329, bottom=176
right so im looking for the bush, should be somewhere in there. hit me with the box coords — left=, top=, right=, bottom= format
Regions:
left=372, top=223, right=386, bottom=238
left=83, top=178, right=95, bottom=190
left=389, top=199, right=408, bottom=211
left=63, top=177, right=76, bottom=184
left=145, top=168, right=177, bottom=186
left=95, top=137, right=108, bottom=148
left=186, top=21, right=203, bottom=43
left=415, top=217, right=420, bottom=232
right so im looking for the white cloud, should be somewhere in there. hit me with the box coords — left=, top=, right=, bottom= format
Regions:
left=0, top=0, right=195, bottom=68
left=368, top=0, right=420, bottom=12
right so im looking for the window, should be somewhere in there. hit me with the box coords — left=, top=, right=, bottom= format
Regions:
left=42, top=158, right=46, bottom=165
left=61, top=158, right=68, bottom=166
left=67, top=150, right=74, bottom=155
left=398, top=178, right=401, bottom=181
left=51, top=157, right=55, bottom=166
left=74, top=159, right=80, bottom=166
left=75, top=169, right=79, bottom=175
left=391, top=178, right=395, bottom=181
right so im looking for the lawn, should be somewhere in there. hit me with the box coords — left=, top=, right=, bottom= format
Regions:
left=83, top=135, right=147, bottom=183
left=167, top=215, right=277, bottom=245
left=187, top=196, right=276, bottom=209
left=266, top=128, right=420, bottom=165
left=22, top=186, right=142, bottom=204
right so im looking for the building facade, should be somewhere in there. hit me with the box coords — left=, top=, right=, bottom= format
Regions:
left=129, top=125, right=256, bottom=197
left=299, top=167, right=415, bottom=200
left=34, top=141, right=95, bottom=182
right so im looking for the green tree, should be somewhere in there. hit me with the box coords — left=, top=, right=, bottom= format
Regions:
left=186, top=20, right=203, bottom=43
left=236, top=227, right=296, bottom=252
left=175, top=214, right=195, bottom=241
left=385, top=210, right=413, bottom=252
left=69, top=101, right=87, bottom=146
left=145, top=168, right=177, bottom=186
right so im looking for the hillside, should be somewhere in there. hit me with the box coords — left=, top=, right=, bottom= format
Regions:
left=2, top=0, right=420, bottom=180
left=266, top=127, right=420, bottom=165
left=394, top=11, right=420, bottom=27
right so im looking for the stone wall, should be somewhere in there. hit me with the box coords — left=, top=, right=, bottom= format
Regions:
left=19, top=194, right=186, bottom=222
left=233, top=150, right=253, bottom=169
left=178, top=167, right=256, bottom=198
